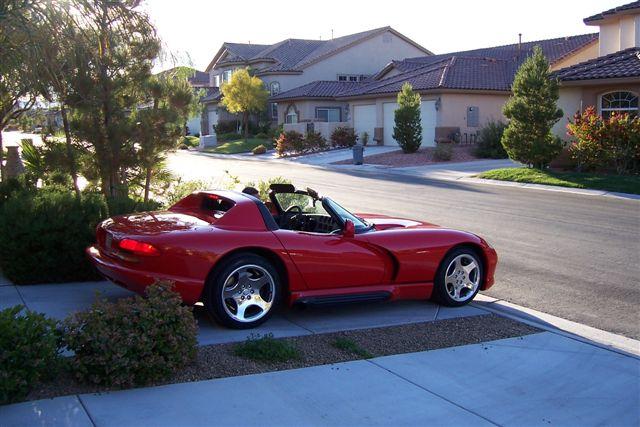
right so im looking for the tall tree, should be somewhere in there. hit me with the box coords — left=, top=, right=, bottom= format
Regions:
left=393, top=83, right=422, bottom=153
left=67, top=0, right=160, bottom=198
left=501, top=45, right=564, bottom=169
left=220, top=68, right=268, bottom=139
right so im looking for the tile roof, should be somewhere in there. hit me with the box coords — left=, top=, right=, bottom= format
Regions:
left=211, top=27, right=428, bottom=74
left=338, top=33, right=598, bottom=97
left=552, top=47, right=640, bottom=81
left=187, top=70, right=210, bottom=86
left=583, top=1, right=640, bottom=23
left=270, top=81, right=363, bottom=101
left=201, top=87, right=221, bottom=102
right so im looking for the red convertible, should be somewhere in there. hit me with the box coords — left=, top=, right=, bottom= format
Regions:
left=87, top=184, right=497, bottom=329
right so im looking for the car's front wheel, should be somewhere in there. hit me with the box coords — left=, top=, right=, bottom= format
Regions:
left=433, top=247, right=483, bottom=306
left=204, top=253, right=280, bottom=329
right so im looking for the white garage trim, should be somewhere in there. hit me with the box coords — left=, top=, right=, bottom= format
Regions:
left=420, top=100, right=436, bottom=147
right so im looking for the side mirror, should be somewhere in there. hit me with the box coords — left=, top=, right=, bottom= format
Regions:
left=343, top=219, right=355, bottom=238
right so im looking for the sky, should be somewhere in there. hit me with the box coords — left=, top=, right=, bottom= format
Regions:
left=144, top=0, right=622, bottom=72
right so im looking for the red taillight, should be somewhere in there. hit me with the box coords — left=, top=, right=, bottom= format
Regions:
left=118, top=239, right=159, bottom=256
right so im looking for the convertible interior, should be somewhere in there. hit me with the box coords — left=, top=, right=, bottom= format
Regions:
left=267, top=184, right=342, bottom=234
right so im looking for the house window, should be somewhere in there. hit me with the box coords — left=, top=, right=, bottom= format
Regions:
left=467, top=106, right=479, bottom=127
left=270, top=103, right=278, bottom=120
left=270, top=82, right=280, bottom=96
left=285, top=105, right=298, bottom=124
left=600, top=91, right=638, bottom=119
left=222, top=70, right=233, bottom=83
left=316, top=107, right=341, bottom=122
left=338, top=75, right=348, bottom=81
left=338, top=74, right=369, bottom=82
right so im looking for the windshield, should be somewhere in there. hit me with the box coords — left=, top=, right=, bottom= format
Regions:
left=324, top=198, right=370, bottom=231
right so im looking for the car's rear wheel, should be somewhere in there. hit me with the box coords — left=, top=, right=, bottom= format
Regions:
left=433, top=247, right=483, bottom=307
left=204, top=253, right=280, bottom=329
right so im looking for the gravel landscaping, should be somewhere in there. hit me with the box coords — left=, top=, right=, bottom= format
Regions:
left=24, top=314, right=539, bottom=404
left=333, top=145, right=478, bottom=167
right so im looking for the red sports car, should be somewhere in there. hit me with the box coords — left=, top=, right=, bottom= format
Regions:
left=87, top=184, right=497, bottom=329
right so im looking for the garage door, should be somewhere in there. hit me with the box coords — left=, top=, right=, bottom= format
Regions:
left=383, top=100, right=436, bottom=147
left=383, top=102, right=398, bottom=146
left=420, top=100, right=436, bottom=147
left=353, top=105, right=376, bottom=143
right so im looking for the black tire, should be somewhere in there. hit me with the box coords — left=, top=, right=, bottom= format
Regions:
left=433, top=247, right=484, bottom=307
left=203, top=253, right=281, bottom=329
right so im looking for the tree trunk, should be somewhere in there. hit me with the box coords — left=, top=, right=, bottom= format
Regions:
left=244, top=111, right=249, bottom=140
left=0, top=129, right=4, bottom=182
left=61, top=105, right=81, bottom=198
left=144, top=165, right=152, bottom=203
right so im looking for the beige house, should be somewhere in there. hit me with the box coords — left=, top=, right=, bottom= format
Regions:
left=273, top=34, right=598, bottom=146
left=553, top=1, right=640, bottom=139
left=199, top=27, right=431, bottom=136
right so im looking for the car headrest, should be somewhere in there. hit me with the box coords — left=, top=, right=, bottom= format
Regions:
left=269, top=183, right=296, bottom=193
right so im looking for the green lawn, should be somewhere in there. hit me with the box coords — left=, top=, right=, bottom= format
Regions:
left=205, top=138, right=272, bottom=154
left=477, top=168, right=640, bottom=195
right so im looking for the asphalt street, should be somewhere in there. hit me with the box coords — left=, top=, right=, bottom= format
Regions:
left=167, top=151, right=640, bottom=339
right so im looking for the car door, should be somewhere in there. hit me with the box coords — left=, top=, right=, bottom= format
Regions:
left=273, top=229, right=386, bottom=290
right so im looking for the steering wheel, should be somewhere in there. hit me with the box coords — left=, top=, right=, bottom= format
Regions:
left=281, top=205, right=303, bottom=229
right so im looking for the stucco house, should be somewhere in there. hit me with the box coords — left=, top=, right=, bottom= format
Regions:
left=552, top=1, right=640, bottom=138
left=273, top=34, right=598, bottom=146
left=199, top=27, right=431, bottom=136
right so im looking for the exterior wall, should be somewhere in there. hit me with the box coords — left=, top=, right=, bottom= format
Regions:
left=554, top=83, right=640, bottom=139
left=550, top=43, right=599, bottom=71
left=261, top=31, right=428, bottom=93
left=438, top=93, right=509, bottom=136
left=276, top=100, right=349, bottom=123
left=596, top=14, right=640, bottom=56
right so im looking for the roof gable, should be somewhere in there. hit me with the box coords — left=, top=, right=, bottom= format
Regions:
left=553, top=47, right=640, bottom=81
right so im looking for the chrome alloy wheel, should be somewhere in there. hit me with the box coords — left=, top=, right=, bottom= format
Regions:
left=444, top=254, right=480, bottom=302
left=221, top=264, right=275, bottom=323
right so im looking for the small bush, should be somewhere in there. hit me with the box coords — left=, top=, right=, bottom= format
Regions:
left=0, top=306, right=62, bottom=404
left=568, top=107, right=640, bottom=175
left=234, top=333, right=300, bottom=363
left=255, top=132, right=269, bottom=139
left=433, top=143, right=453, bottom=161
left=0, top=188, right=108, bottom=284
left=275, top=131, right=304, bottom=156
left=304, top=131, right=328, bottom=152
left=475, top=120, right=508, bottom=158
left=213, top=120, right=237, bottom=134
left=331, top=127, right=357, bottom=148
left=179, top=135, right=199, bottom=148
left=393, top=83, right=423, bottom=153
left=361, top=132, right=369, bottom=146
left=217, top=132, right=242, bottom=142
left=332, top=337, right=373, bottom=359
left=64, top=283, right=197, bottom=387
left=252, top=144, right=267, bottom=155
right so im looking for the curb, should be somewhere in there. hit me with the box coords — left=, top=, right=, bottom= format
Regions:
left=472, top=294, right=640, bottom=359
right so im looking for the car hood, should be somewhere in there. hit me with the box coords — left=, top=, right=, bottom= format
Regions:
left=357, top=213, right=440, bottom=230
left=101, top=211, right=211, bottom=237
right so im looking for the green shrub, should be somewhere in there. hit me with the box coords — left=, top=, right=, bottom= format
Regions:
left=475, top=120, right=508, bottom=158
left=234, top=333, right=300, bottom=363
left=213, top=120, right=237, bottom=134
left=255, top=132, right=269, bottom=139
left=331, top=127, right=357, bottom=148
left=64, top=282, right=197, bottom=387
left=252, top=144, right=267, bottom=155
left=433, top=143, right=453, bottom=161
left=304, top=131, right=328, bottom=152
left=568, top=107, right=640, bottom=175
left=179, top=135, right=199, bottom=148
left=275, top=131, right=304, bottom=156
left=106, top=196, right=163, bottom=217
left=0, top=188, right=108, bottom=284
left=361, top=132, right=369, bottom=146
left=217, top=132, right=242, bottom=142
left=0, top=306, right=62, bottom=404
left=393, top=83, right=423, bottom=153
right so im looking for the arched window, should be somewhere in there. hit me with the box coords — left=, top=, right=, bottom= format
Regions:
left=600, top=91, right=638, bottom=119
left=270, top=82, right=280, bottom=96
left=285, top=105, right=298, bottom=124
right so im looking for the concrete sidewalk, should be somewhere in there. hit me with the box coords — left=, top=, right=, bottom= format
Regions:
left=2, top=332, right=638, bottom=427
left=0, top=279, right=486, bottom=346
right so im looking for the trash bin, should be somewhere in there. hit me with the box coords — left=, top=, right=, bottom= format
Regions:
left=352, top=144, right=364, bottom=165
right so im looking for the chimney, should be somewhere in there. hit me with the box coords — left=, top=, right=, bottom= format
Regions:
left=518, top=33, right=522, bottom=58
left=331, top=29, right=334, bottom=41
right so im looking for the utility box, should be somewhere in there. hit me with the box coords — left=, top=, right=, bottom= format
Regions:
left=352, top=145, right=364, bottom=165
